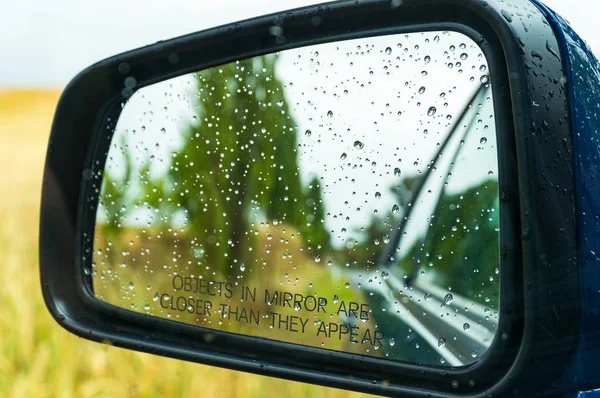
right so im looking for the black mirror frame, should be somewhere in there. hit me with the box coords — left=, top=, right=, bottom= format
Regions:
left=40, top=0, right=579, bottom=396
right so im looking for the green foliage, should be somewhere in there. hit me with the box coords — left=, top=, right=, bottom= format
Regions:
left=98, top=134, right=133, bottom=245
left=421, top=181, right=500, bottom=303
left=107, top=55, right=329, bottom=278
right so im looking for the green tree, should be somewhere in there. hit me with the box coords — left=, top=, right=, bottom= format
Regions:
left=129, top=54, right=329, bottom=277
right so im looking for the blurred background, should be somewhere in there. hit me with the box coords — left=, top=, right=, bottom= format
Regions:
left=0, top=0, right=597, bottom=397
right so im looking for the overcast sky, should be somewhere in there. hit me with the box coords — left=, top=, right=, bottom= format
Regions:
left=1, top=0, right=598, bottom=87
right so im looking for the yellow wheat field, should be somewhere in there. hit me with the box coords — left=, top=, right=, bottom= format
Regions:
left=0, top=89, right=375, bottom=398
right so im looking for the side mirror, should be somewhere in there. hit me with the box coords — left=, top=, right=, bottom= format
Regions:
left=40, top=0, right=600, bottom=396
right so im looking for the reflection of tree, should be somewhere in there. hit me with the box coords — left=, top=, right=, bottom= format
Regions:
left=99, top=54, right=330, bottom=278
left=420, top=181, right=500, bottom=302
left=344, top=177, right=499, bottom=302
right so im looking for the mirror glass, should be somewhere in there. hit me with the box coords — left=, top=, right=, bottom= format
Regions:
left=90, top=30, right=500, bottom=367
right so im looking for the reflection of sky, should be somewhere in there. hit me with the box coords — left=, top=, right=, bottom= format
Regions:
left=104, top=31, right=497, bottom=251
left=276, top=32, right=497, bottom=248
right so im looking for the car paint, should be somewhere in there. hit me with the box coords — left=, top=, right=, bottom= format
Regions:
left=533, top=1, right=600, bottom=395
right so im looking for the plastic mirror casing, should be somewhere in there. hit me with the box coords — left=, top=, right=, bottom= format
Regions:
left=40, top=0, right=582, bottom=396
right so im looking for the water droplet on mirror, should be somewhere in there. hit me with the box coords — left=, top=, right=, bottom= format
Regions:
left=394, top=168, right=402, bottom=177
left=383, top=234, right=390, bottom=244
left=333, top=295, right=339, bottom=304
left=314, top=254, right=321, bottom=263
left=240, top=264, right=246, bottom=272
left=128, top=282, right=135, bottom=290
left=419, top=86, right=426, bottom=94
left=463, top=323, right=471, bottom=331
left=389, top=338, right=396, bottom=347
left=345, top=282, right=351, bottom=288
left=501, top=9, right=513, bottom=23
left=427, top=107, right=437, bottom=117
left=144, top=304, right=150, bottom=311
left=381, top=271, right=389, bottom=280
left=480, top=74, right=490, bottom=84
left=327, top=110, right=333, bottom=118
left=471, top=351, right=478, bottom=358
left=375, top=191, right=382, bottom=199
left=340, top=152, right=348, bottom=160
left=424, top=293, right=432, bottom=301
left=444, top=293, right=453, bottom=305
left=354, top=141, right=364, bottom=150
left=438, top=337, right=446, bottom=347
left=460, top=53, right=468, bottom=60
left=305, top=129, right=312, bottom=137
left=480, top=137, right=488, bottom=144
left=392, top=205, right=400, bottom=214
left=424, top=55, right=431, bottom=64
left=385, top=47, right=392, bottom=55
left=153, top=293, right=160, bottom=302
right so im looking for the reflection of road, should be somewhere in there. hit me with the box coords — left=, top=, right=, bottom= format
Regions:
left=337, top=268, right=497, bottom=366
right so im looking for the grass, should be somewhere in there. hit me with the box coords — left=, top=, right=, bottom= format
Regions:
left=0, top=89, right=375, bottom=398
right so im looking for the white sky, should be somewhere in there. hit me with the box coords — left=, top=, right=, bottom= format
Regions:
left=1, top=0, right=598, bottom=87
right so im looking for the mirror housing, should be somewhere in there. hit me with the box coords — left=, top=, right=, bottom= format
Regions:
left=40, top=0, right=591, bottom=396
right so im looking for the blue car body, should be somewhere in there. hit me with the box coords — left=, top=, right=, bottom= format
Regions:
left=533, top=1, right=600, bottom=396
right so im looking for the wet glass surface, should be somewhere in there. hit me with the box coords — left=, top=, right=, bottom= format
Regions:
left=90, top=31, right=500, bottom=366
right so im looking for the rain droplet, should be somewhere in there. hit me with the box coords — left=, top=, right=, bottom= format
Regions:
left=392, top=205, right=400, bottom=214
left=460, top=53, right=468, bottom=60
left=444, top=293, right=453, bottom=305
left=501, top=9, right=513, bottom=23
left=128, top=282, right=135, bottom=290
left=424, top=293, right=432, bottom=301
left=345, top=282, right=351, bottom=288
left=463, top=323, right=471, bottom=331
left=354, top=141, right=364, bottom=150
left=314, top=254, right=321, bottom=263
left=305, top=129, right=312, bottom=137
left=144, top=304, right=150, bottom=311
left=385, top=47, right=392, bottom=55
left=427, top=107, right=437, bottom=116
left=375, top=191, right=382, bottom=199
left=394, top=167, right=402, bottom=177
left=383, top=234, right=390, bottom=244
left=381, top=271, right=389, bottom=280
left=340, top=152, right=347, bottom=160
left=438, top=337, right=446, bottom=347
left=480, top=137, right=488, bottom=145
left=153, top=293, right=160, bottom=302
left=333, top=295, right=339, bottom=304
left=389, top=338, right=396, bottom=347
left=480, top=75, right=490, bottom=84
left=424, top=55, right=431, bottom=64
left=419, top=86, right=426, bottom=94
left=471, top=351, right=478, bottom=358
left=240, top=264, right=246, bottom=272
left=327, top=110, right=333, bottom=118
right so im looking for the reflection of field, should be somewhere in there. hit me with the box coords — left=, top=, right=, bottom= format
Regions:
left=93, top=222, right=386, bottom=357
left=0, top=89, right=375, bottom=397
